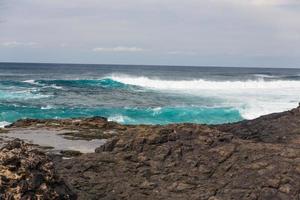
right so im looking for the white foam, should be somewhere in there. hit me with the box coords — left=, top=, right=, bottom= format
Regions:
left=41, top=105, right=54, bottom=110
left=109, top=75, right=300, bottom=90
left=23, top=80, right=62, bottom=90
left=108, top=115, right=125, bottom=123
left=253, top=74, right=278, bottom=79
left=108, top=115, right=132, bottom=123
left=0, top=89, right=51, bottom=100
left=48, top=84, right=63, bottom=89
left=23, top=79, right=38, bottom=84
left=109, top=74, right=300, bottom=120
left=24, top=80, right=53, bottom=89
left=0, top=121, right=11, bottom=128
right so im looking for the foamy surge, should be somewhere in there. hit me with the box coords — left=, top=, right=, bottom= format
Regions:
left=0, top=121, right=11, bottom=128
left=23, top=80, right=63, bottom=89
left=109, top=75, right=300, bottom=90
left=109, top=75, right=300, bottom=120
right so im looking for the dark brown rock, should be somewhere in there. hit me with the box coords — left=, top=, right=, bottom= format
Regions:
left=214, top=106, right=300, bottom=143
left=4, top=107, right=300, bottom=199
left=55, top=120, right=300, bottom=200
left=6, top=117, right=127, bottom=139
left=0, top=140, right=76, bottom=199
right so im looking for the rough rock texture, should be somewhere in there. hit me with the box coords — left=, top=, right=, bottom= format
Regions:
left=57, top=123, right=300, bottom=200
left=4, top=107, right=300, bottom=199
left=215, top=106, right=300, bottom=143
left=0, top=140, right=76, bottom=200
left=6, top=117, right=127, bottom=139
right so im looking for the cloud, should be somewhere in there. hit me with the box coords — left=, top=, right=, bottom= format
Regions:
left=1, top=0, right=300, bottom=67
left=93, top=46, right=144, bottom=53
left=227, top=0, right=300, bottom=6
left=0, top=0, right=6, bottom=23
left=1, top=41, right=37, bottom=48
left=60, top=43, right=67, bottom=47
left=250, top=0, right=299, bottom=6
left=166, top=51, right=197, bottom=56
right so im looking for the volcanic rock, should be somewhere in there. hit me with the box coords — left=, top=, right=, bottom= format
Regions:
left=4, top=107, right=300, bottom=199
left=0, top=140, right=76, bottom=200
left=57, top=121, right=300, bottom=199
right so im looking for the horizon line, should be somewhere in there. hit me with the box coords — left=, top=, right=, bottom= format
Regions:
left=0, top=61, right=299, bottom=70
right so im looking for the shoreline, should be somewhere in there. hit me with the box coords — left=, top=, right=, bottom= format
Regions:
left=1, top=107, right=300, bottom=199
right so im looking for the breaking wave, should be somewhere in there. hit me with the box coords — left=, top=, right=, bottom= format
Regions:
left=108, top=74, right=300, bottom=119
left=109, top=74, right=300, bottom=90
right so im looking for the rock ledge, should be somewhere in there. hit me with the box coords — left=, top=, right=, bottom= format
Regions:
left=0, top=140, right=76, bottom=200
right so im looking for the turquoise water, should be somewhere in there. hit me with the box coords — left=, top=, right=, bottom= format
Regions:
left=0, top=78, right=242, bottom=125
left=1, top=63, right=300, bottom=126
left=0, top=104, right=242, bottom=125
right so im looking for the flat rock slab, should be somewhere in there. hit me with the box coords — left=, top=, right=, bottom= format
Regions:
left=0, top=128, right=106, bottom=153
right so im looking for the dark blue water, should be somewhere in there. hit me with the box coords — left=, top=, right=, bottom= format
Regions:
left=1, top=62, right=300, bottom=127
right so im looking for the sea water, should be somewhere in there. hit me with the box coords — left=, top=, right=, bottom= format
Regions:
left=1, top=62, right=300, bottom=126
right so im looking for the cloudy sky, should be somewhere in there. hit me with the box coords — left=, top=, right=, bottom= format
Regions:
left=0, top=0, right=300, bottom=67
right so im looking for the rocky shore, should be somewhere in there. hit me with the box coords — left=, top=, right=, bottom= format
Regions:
left=0, top=140, right=76, bottom=199
left=2, top=107, right=300, bottom=199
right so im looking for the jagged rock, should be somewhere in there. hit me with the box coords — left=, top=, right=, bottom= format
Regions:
left=60, top=150, right=82, bottom=158
left=56, top=121, right=300, bottom=200
left=0, top=140, right=76, bottom=200
left=214, top=106, right=300, bottom=143
left=4, top=107, right=300, bottom=199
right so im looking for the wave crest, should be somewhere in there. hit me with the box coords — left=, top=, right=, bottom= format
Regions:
left=108, top=74, right=300, bottom=120
left=109, top=75, right=300, bottom=90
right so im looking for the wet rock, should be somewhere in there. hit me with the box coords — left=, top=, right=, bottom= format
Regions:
left=60, top=150, right=82, bottom=157
left=7, top=117, right=126, bottom=140
left=95, top=137, right=119, bottom=152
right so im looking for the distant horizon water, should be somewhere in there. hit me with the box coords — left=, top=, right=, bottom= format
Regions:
left=1, top=62, right=300, bottom=70
left=1, top=62, right=300, bottom=127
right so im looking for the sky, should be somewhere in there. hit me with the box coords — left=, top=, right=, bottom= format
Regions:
left=0, top=0, right=300, bottom=67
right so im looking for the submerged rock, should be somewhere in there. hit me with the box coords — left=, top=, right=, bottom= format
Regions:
left=0, top=140, right=76, bottom=199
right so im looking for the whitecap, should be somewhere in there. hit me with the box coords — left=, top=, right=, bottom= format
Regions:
left=49, top=84, right=63, bottom=89
left=109, top=74, right=300, bottom=90
left=23, top=79, right=38, bottom=84
left=253, top=74, right=279, bottom=79
left=0, top=89, right=51, bottom=100
left=108, top=115, right=133, bottom=124
left=151, top=107, right=162, bottom=115
left=41, top=105, right=54, bottom=110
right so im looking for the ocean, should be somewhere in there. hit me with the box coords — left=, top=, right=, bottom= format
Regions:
left=1, top=62, right=300, bottom=127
